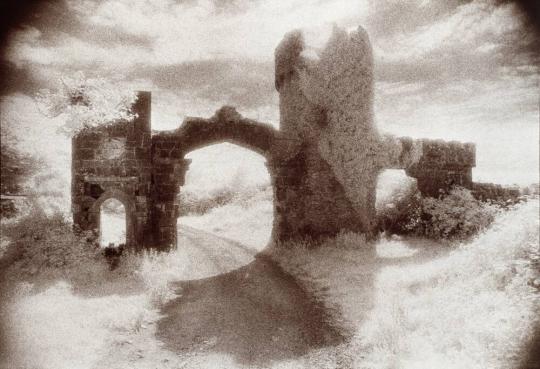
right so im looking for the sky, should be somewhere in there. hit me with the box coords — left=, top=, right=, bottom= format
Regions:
left=0, top=0, right=539, bottom=203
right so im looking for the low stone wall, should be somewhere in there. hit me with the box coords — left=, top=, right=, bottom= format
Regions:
left=404, top=139, right=475, bottom=197
left=71, top=25, right=515, bottom=251
left=472, top=183, right=520, bottom=202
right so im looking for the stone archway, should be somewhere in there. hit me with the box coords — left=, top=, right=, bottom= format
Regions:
left=89, top=189, right=136, bottom=247
left=149, top=105, right=369, bottom=249
left=71, top=27, right=487, bottom=252
left=179, top=142, right=274, bottom=247
left=150, top=107, right=280, bottom=249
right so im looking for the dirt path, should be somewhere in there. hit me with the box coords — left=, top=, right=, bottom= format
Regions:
left=156, top=226, right=345, bottom=368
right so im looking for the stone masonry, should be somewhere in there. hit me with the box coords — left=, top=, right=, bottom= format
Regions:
left=72, top=92, right=152, bottom=250
left=72, top=26, right=509, bottom=251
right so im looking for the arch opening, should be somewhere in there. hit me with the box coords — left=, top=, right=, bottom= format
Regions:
left=99, top=198, right=127, bottom=248
left=375, top=169, right=418, bottom=234
left=178, top=143, right=274, bottom=254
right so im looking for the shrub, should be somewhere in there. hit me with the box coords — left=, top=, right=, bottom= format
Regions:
left=377, top=181, right=423, bottom=235
left=35, top=72, right=137, bottom=136
left=417, top=187, right=498, bottom=240
left=0, top=206, right=109, bottom=292
left=378, top=186, right=499, bottom=241
left=178, top=183, right=272, bottom=216
left=178, top=187, right=236, bottom=216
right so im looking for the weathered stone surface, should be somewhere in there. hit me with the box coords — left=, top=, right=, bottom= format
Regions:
left=472, top=182, right=520, bottom=202
left=72, top=26, right=514, bottom=251
left=72, top=92, right=153, bottom=250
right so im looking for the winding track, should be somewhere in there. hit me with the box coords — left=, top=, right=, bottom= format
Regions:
left=156, top=225, right=345, bottom=367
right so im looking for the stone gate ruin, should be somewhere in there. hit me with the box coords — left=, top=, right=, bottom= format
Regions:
left=72, top=26, right=513, bottom=251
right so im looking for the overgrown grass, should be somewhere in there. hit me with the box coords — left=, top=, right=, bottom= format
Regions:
left=0, top=207, right=191, bottom=369
left=271, top=199, right=540, bottom=369
left=180, top=185, right=273, bottom=248
left=2, top=186, right=537, bottom=369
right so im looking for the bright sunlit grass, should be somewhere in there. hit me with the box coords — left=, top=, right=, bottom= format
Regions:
left=272, top=199, right=540, bottom=369
left=2, top=192, right=538, bottom=369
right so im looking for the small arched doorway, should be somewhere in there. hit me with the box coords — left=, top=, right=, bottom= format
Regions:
left=89, top=189, right=136, bottom=248
left=375, top=169, right=418, bottom=234
left=99, top=198, right=127, bottom=248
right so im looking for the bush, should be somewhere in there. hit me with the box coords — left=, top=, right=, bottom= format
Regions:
left=0, top=207, right=109, bottom=291
left=1, top=204, right=190, bottom=310
left=377, top=181, right=423, bottom=235
left=379, top=186, right=499, bottom=241
left=178, top=187, right=236, bottom=216
left=417, top=187, right=498, bottom=240
left=178, top=183, right=272, bottom=216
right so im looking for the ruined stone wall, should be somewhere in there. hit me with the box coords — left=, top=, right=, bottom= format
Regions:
left=405, top=139, right=475, bottom=197
left=472, top=183, right=520, bottom=202
left=72, top=26, right=507, bottom=251
left=150, top=133, right=189, bottom=249
left=269, top=144, right=365, bottom=242
left=383, top=136, right=476, bottom=197
left=72, top=92, right=152, bottom=249
left=275, top=26, right=383, bottom=234
left=274, top=25, right=485, bottom=233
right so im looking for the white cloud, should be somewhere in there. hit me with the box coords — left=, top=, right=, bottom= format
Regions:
left=71, top=0, right=369, bottom=63
left=376, top=76, right=539, bottom=185
left=7, top=0, right=368, bottom=75
left=374, top=1, right=520, bottom=62
left=7, top=31, right=154, bottom=69
left=2, top=0, right=538, bottom=189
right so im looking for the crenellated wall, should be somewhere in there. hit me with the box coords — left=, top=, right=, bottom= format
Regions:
left=383, top=137, right=476, bottom=197
left=72, top=25, right=515, bottom=251
left=472, top=183, right=520, bottom=202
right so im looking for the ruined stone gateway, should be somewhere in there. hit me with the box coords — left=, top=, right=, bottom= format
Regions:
left=72, top=26, right=492, bottom=251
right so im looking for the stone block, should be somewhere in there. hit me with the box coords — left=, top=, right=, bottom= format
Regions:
left=71, top=29, right=490, bottom=252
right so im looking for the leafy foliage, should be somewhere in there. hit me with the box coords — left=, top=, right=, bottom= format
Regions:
left=0, top=206, right=107, bottom=291
left=0, top=126, right=40, bottom=196
left=378, top=185, right=499, bottom=241
left=272, top=200, right=539, bottom=369
left=35, top=72, right=137, bottom=136
left=178, top=183, right=271, bottom=216
left=377, top=181, right=423, bottom=235
left=418, top=187, right=498, bottom=240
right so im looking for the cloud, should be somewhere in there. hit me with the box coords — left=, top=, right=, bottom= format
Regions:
left=1, top=0, right=538, bottom=187
left=373, top=0, right=539, bottom=84
left=67, top=0, right=368, bottom=62
left=130, top=60, right=276, bottom=111
left=6, top=28, right=154, bottom=69
left=375, top=76, right=539, bottom=185
left=364, top=0, right=469, bottom=39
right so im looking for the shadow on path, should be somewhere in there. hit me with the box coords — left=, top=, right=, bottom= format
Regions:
left=156, top=255, right=347, bottom=367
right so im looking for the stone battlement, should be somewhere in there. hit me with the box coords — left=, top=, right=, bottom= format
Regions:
left=400, top=138, right=475, bottom=197
left=72, top=26, right=511, bottom=250
left=412, top=139, right=476, bottom=168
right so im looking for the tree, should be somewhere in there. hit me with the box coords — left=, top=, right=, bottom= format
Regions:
left=35, top=72, right=138, bottom=136
left=0, top=126, right=39, bottom=195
